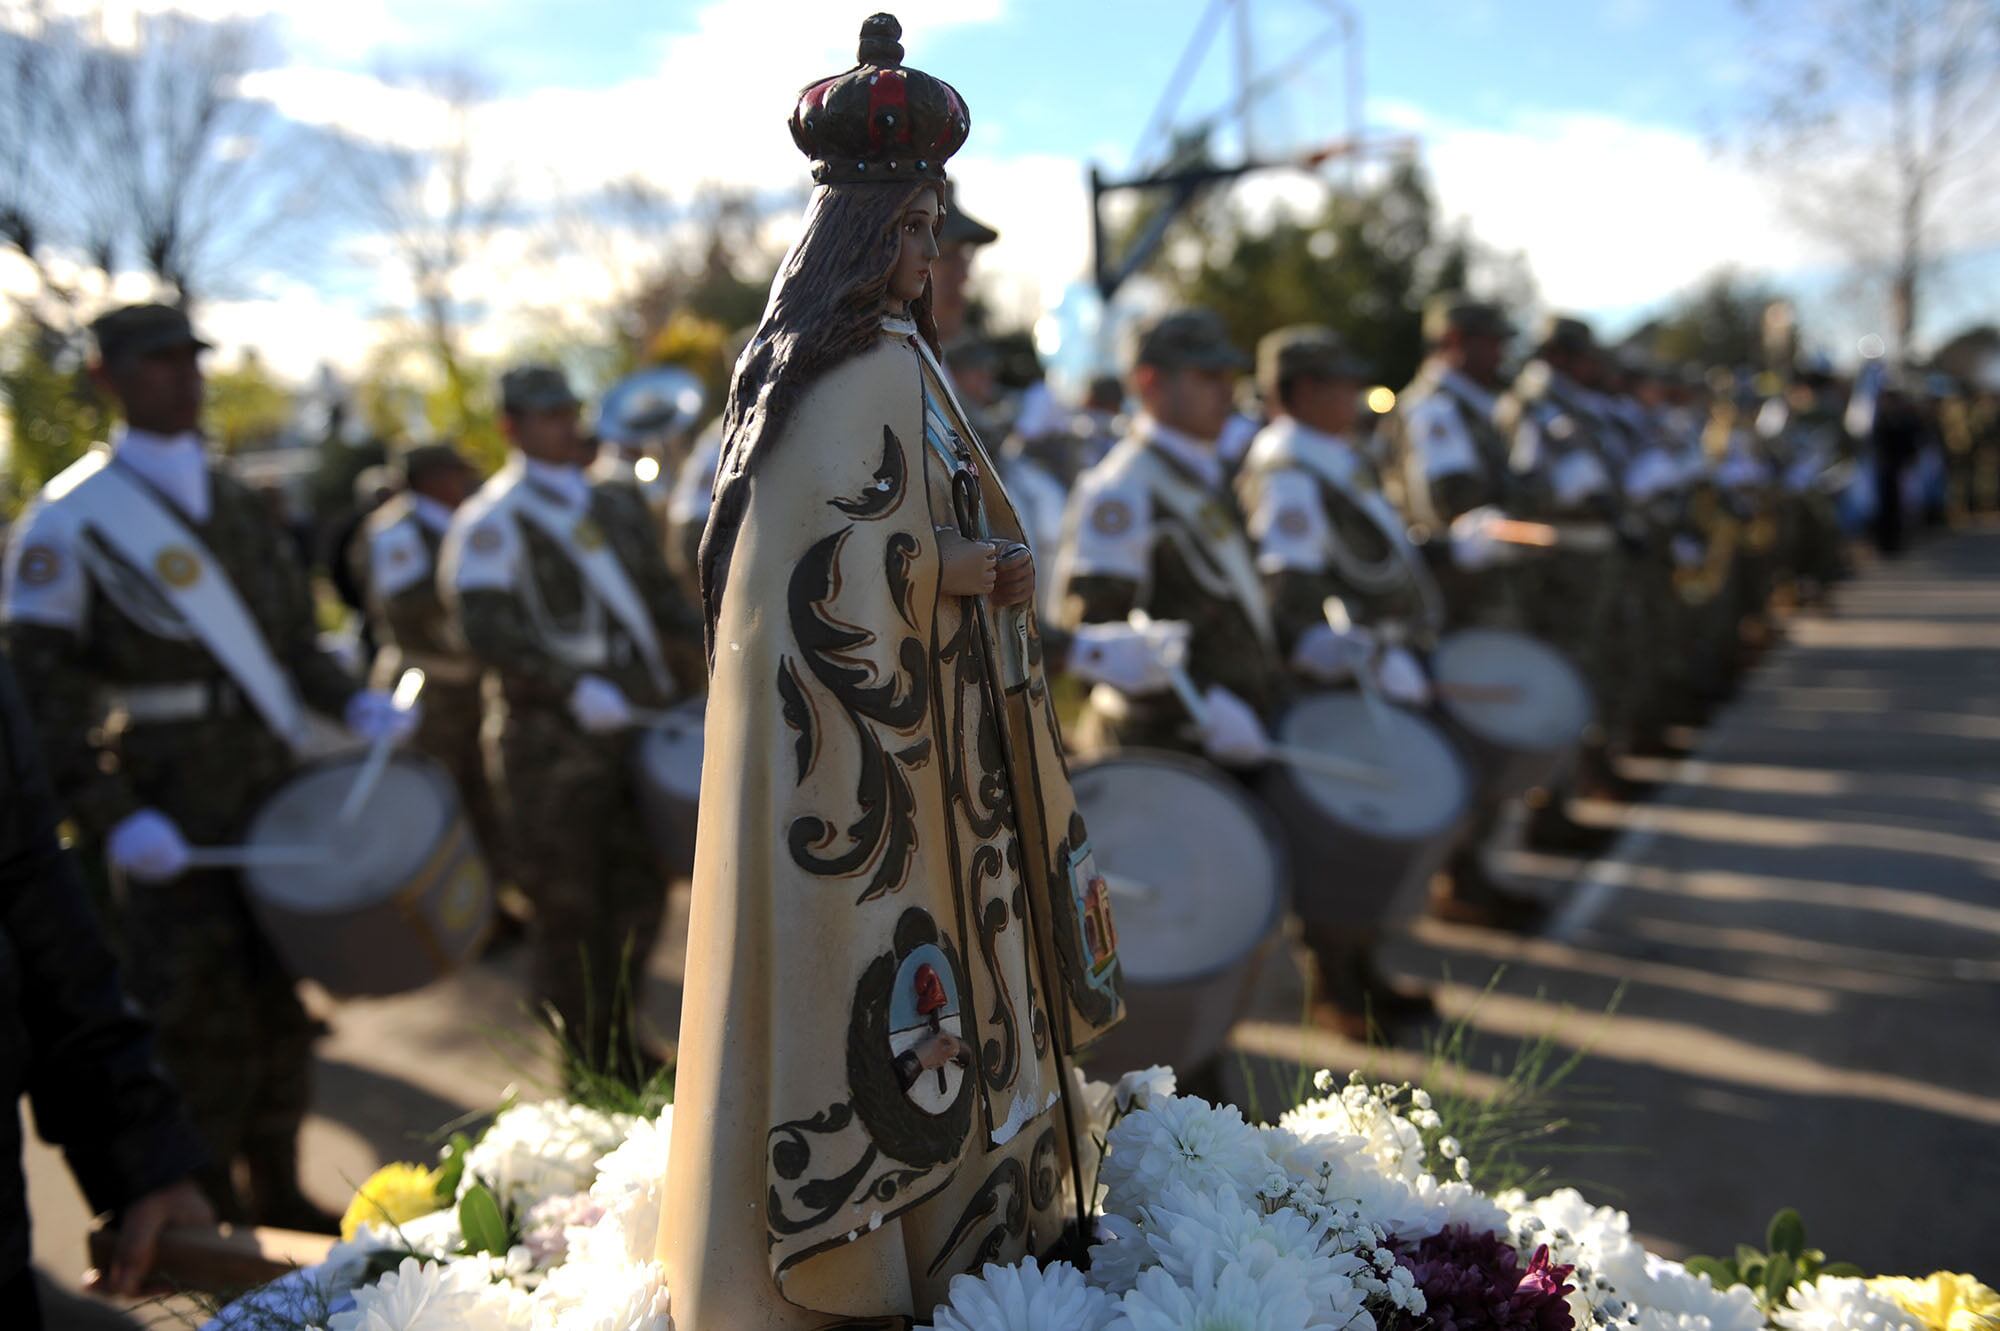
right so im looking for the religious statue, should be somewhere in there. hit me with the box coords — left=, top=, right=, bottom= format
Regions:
left=659, top=14, right=1125, bottom=1328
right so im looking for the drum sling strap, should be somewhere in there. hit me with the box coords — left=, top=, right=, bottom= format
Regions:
left=512, top=488, right=672, bottom=697
left=56, top=453, right=311, bottom=755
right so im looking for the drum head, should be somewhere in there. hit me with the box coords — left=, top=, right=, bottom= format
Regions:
left=246, top=755, right=451, bottom=912
left=1276, top=693, right=1468, bottom=839
left=1069, top=751, right=1284, bottom=985
left=639, top=698, right=707, bottom=799
left=1431, top=629, right=1592, bottom=753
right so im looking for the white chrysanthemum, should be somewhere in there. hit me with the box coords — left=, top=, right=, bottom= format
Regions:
left=529, top=1256, right=671, bottom=1331
left=926, top=1257, right=1122, bottom=1331
left=1500, top=1187, right=1653, bottom=1328
left=461, top=1101, right=639, bottom=1214
left=565, top=1110, right=673, bottom=1269
left=1116, top=1260, right=1315, bottom=1331
left=521, top=1191, right=603, bottom=1269
left=1086, top=1212, right=1153, bottom=1294
left=1139, top=1184, right=1372, bottom=1331
left=326, top=1256, right=528, bottom=1331
left=1114, top=1066, right=1179, bottom=1113
left=1632, top=1255, right=1764, bottom=1331
left=1775, top=1277, right=1924, bottom=1331
left=1100, top=1097, right=1281, bottom=1219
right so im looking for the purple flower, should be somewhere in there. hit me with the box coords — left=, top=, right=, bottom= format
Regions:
left=1397, top=1225, right=1577, bottom=1331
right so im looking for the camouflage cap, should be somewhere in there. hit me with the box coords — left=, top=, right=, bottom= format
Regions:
left=1257, top=324, right=1371, bottom=395
left=940, top=183, right=999, bottom=248
left=1422, top=292, right=1514, bottom=344
left=90, top=303, right=211, bottom=363
left=1129, top=308, right=1250, bottom=373
left=397, top=441, right=477, bottom=489
left=1534, top=313, right=1597, bottom=358
left=499, top=363, right=580, bottom=415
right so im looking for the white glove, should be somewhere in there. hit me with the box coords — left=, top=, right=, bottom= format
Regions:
left=107, top=809, right=192, bottom=884
left=1289, top=621, right=1373, bottom=685
left=1671, top=534, right=1706, bottom=568
left=344, top=688, right=421, bottom=745
left=1448, top=506, right=1510, bottom=572
left=1067, top=620, right=1187, bottom=696
left=1371, top=645, right=1433, bottom=707
left=1197, top=685, right=1270, bottom=768
left=568, top=674, right=634, bottom=733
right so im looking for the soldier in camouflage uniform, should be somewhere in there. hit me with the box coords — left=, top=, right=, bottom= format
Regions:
left=354, top=442, right=501, bottom=868
left=441, top=364, right=703, bottom=1084
left=1056, top=311, right=1424, bottom=1040
left=1497, top=315, right=1649, bottom=805
left=0, top=304, right=419, bottom=1228
left=1250, top=323, right=1545, bottom=933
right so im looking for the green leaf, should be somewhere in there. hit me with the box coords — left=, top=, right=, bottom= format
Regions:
left=433, top=1132, right=472, bottom=1203
left=1767, top=1208, right=1807, bottom=1259
left=1820, top=1262, right=1866, bottom=1280
left=1764, top=1252, right=1797, bottom=1306
left=458, top=1183, right=510, bottom=1256
left=1684, top=1256, right=1738, bottom=1287
left=1737, top=1244, right=1768, bottom=1271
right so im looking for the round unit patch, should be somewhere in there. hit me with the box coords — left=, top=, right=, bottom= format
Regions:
left=16, top=544, right=61, bottom=587
left=1090, top=498, right=1133, bottom=537
left=154, top=546, right=201, bottom=589
left=468, top=525, right=504, bottom=554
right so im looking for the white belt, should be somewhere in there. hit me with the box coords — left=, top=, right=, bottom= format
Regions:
left=103, top=682, right=216, bottom=723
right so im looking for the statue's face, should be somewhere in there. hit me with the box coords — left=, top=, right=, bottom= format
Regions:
left=888, top=192, right=942, bottom=309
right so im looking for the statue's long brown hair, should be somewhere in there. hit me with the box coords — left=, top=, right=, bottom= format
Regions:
left=699, top=178, right=943, bottom=663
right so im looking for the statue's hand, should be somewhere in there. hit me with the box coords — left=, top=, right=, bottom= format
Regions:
left=990, top=542, right=1035, bottom=607
left=936, top=527, right=998, bottom=596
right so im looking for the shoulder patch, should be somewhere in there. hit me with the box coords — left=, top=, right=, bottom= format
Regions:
left=1061, top=470, right=1153, bottom=583
left=1247, top=468, right=1331, bottom=574
left=370, top=518, right=433, bottom=600
left=0, top=507, right=88, bottom=630
left=442, top=508, right=520, bottom=595
left=1409, top=395, right=1480, bottom=481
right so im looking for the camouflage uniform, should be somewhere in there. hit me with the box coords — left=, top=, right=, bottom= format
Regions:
left=353, top=482, right=500, bottom=869
left=444, top=412, right=703, bottom=1078
left=1, top=440, right=356, bottom=1223
left=1057, top=427, right=1286, bottom=753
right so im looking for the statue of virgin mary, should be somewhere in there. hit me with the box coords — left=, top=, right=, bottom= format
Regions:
left=660, top=14, right=1124, bottom=1328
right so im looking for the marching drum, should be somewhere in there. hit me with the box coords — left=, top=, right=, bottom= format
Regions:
left=1260, top=692, right=1471, bottom=929
left=635, top=697, right=706, bottom=877
left=243, top=752, right=493, bottom=997
left=1428, top=628, right=1593, bottom=805
left=1068, top=750, right=1286, bottom=1075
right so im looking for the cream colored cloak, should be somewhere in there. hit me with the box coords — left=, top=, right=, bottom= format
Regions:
left=661, top=327, right=1123, bottom=1330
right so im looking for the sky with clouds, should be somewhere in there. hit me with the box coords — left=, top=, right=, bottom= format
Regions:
left=16, top=0, right=1999, bottom=383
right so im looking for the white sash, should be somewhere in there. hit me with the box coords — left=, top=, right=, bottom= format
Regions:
left=511, top=485, right=671, bottom=696
left=1279, top=430, right=1428, bottom=587
left=59, top=453, right=311, bottom=753
left=1134, top=444, right=1276, bottom=648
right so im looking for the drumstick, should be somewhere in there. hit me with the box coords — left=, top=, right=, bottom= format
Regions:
left=1137, top=610, right=1397, bottom=790
left=185, top=845, right=332, bottom=869
left=337, top=668, right=426, bottom=826
left=1486, top=518, right=1561, bottom=547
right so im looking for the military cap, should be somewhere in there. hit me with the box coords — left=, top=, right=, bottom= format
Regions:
left=1422, top=293, right=1514, bottom=345
left=1257, top=325, right=1371, bottom=396
left=90, top=303, right=211, bottom=364
left=499, top=363, right=580, bottom=415
left=397, top=441, right=477, bottom=489
left=1534, top=313, right=1597, bottom=358
left=1129, top=308, right=1250, bottom=373
left=940, top=183, right=998, bottom=248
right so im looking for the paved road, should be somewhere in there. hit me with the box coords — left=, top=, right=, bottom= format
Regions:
left=27, top=526, right=1999, bottom=1323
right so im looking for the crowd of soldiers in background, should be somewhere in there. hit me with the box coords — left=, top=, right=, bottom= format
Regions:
left=3, top=187, right=1998, bottom=1241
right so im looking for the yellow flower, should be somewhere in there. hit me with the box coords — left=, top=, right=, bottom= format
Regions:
left=1869, top=1272, right=2000, bottom=1331
left=340, top=1163, right=444, bottom=1242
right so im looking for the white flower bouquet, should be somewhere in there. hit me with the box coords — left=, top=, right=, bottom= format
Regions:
left=208, top=1067, right=1993, bottom=1331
